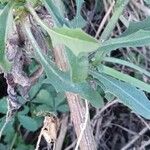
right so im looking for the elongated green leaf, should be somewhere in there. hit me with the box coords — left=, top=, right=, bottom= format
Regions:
left=122, top=17, right=150, bottom=36
left=90, top=71, right=150, bottom=119
left=70, top=0, right=86, bottom=28
left=43, top=0, right=69, bottom=27
left=100, top=65, right=150, bottom=93
left=27, top=5, right=100, bottom=56
left=101, top=30, right=150, bottom=52
left=103, top=57, right=150, bottom=78
left=18, top=115, right=38, bottom=131
left=24, top=23, right=103, bottom=108
left=0, top=1, right=13, bottom=71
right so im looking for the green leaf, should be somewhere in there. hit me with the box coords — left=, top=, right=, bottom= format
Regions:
left=78, top=82, right=104, bottom=107
left=0, top=117, right=14, bottom=135
left=33, top=89, right=54, bottom=106
left=144, top=0, right=150, bottom=5
left=100, top=66, right=150, bottom=93
left=18, top=115, right=38, bottom=131
left=0, top=97, right=7, bottom=114
left=29, top=76, right=45, bottom=100
left=0, top=1, right=13, bottom=71
left=90, top=71, right=150, bottom=119
left=96, top=18, right=150, bottom=61
left=0, top=0, right=9, bottom=4
left=34, top=104, right=53, bottom=114
left=103, top=57, right=150, bottom=78
left=0, top=144, right=7, bottom=150
left=66, top=48, right=88, bottom=83
left=16, top=144, right=34, bottom=150
left=27, top=4, right=100, bottom=56
left=24, top=22, right=103, bottom=108
left=122, top=17, right=150, bottom=36
left=42, top=0, right=68, bottom=26
left=101, top=30, right=150, bottom=52
left=54, top=92, right=69, bottom=112
left=49, top=27, right=100, bottom=56
left=100, top=0, right=129, bottom=41
left=70, top=0, right=86, bottom=28
left=57, top=103, right=69, bottom=113
left=18, top=106, right=29, bottom=115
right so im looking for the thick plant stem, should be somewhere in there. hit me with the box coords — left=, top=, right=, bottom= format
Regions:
left=27, top=3, right=97, bottom=149
left=100, top=0, right=130, bottom=41
left=53, top=45, right=97, bottom=150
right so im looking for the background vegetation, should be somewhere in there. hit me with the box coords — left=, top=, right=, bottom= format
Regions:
left=0, top=0, right=150, bottom=149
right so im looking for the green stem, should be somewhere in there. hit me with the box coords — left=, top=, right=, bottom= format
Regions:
left=100, top=0, right=129, bottom=41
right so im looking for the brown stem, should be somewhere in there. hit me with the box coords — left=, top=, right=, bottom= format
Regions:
left=55, top=115, right=68, bottom=150
left=53, top=45, right=97, bottom=150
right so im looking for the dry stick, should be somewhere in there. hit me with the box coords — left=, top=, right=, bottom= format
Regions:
left=95, top=0, right=115, bottom=38
left=35, top=123, right=45, bottom=150
left=136, top=114, right=150, bottom=131
left=100, top=0, right=130, bottom=41
left=121, top=127, right=148, bottom=150
left=135, top=115, right=150, bottom=149
left=75, top=99, right=89, bottom=150
left=65, top=140, right=77, bottom=150
left=132, top=0, right=150, bottom=16
left=110, top=123, right=136, bottom=135
left=53, top=45, right=97, bottom=150
left=140, top=139, right=150, bottom=149
left=55, top=115, right=68, bottom=150
left=93, top=99, right=118, bottom=121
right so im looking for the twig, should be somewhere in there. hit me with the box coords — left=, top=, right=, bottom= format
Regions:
left=135, top=114, right=150, bottom=149
left=100, top=0, right=129, bottom=41
left=75, top=100, right=89, bottom=150
left=93, top=99, right=118, bottom=121
left=140, top=139, right=150, bottom=149
left=121, top=127, right=148, bottom=150
left=95, top=0, right=115, bottom=38
left=65, top=140, right=77, bottom=150
left=136, top=114, right=150, bottom=130
left=110, top=123, right=136, bottom=135
left=132, top=0, right=150, bottom=16
left=35, top=125, right=45, bottom=150
left=66, top=92, right=97, bottom=150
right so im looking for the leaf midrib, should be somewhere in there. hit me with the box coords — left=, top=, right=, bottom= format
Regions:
left=93, top=71, right=150, bottom=113
left=49, top=29, right=99, bottom=44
